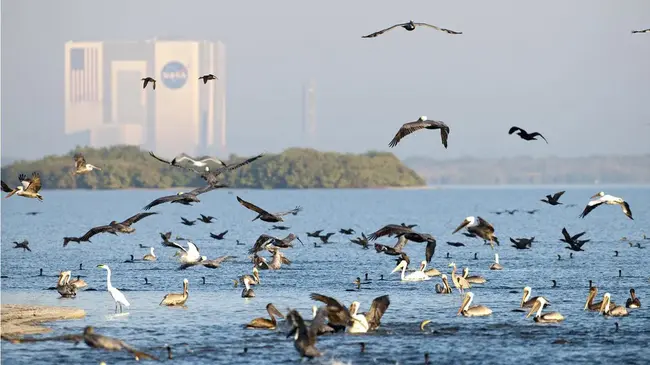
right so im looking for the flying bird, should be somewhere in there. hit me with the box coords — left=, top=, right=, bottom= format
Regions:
left=13, top=240, right=31, bottom=252
left=508, top=126, right=548, bottom=143
left=172, top=153, right=227, bottom=168
left=362, top=20, right=462, bottom=38
left=180, top=217, right=196, bottom=226
left=510, top=237, right=534, bottom=250
left=210, top=230, right=229, bottom=240
left=541, top=191, right=565, bottom=205
left=178, top=154, right=265, bottom=187
left=339, top=228, right=355, bottom=235
left=236, top=196, right=302, bottom=223
left=285, top=307, right=329, bottom=358
left=72, top=153, right=101, bottom=174
left=631, top=28, right=650, bottom=34
left=1, top=173, right=43, bottom=201
left=306, top=230, right=323, bottom=237
left=141, top=77, right=156, bottom=90
left=63, top=212, right=157, bottom=246
left=198, top=74, right=218, bottom=83
left=579, top=192, right=633, bottom=220
left=248, top=233, right=303, bottom=254
left=560, top=227, right=589, bottom=252
left=388, top=117, right=450, bottom=149
left=452, top=216, right=498, bottom=248
left=197, top=214, right=215, bottom=223
left=142, top=184, right=225, bottom=210
left=272, top=225, right=291, bottom=230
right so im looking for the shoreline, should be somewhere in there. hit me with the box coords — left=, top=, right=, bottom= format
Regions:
left=1, top=304, right=86, bottom=338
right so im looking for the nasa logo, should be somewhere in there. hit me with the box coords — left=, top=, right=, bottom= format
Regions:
left=160, top=61, right=188, bottom=89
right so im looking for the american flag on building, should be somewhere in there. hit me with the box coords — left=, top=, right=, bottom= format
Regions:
left=69, top=47, right=99, bottom=103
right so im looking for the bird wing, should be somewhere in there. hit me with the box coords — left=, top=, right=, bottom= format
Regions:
left=388, top=120, right=431, bottom=148
left=368, top=224, right=410, bottom=240
left=529, top=132, right=548, bottom=143
left=73, top=153, right=87, bottom=170
left=393, top=236, right=408, bottom=251
left=561, top=228, right=572, bottom=242
left=309, top=293, right=351, bottom=326
left=25, top=173, right=42, bottom=193
left=143, top=194, right=182, bottom=210
left=165, top=240, right=187, bottom=252
left=413, top=22, right=462, bottom=34
left=508, top=126, right=525, bottom=135
left=571, top=231, right=587, bottom=241
left=148, top=151, right=176, bottom=165
left=619, top=201, right=633, bottom=220
left=551, top=191, right=565, bottom=201
left=186, top=241, right=200, bottom=256
left=223, top=154, right=264, bottom=172
left=309, top=307, right=329, bottom=341
left=476, top=217, right=495, bottom=233
left=1, top=180, right=14, bottom=193
left=187, top=184, right=222, bottom=196
left=364, top=295, right=390, bottom=330
left=362, top=23, right=406, bottom=38
left=79, top=225, right=116, bottom=241
left=579, top=200, right=603, bottom=218
left=275, top=206, right=303, bottom=217
left=236, top=196, right=270, bottom=215
left=425, top=240, right=436, bottom=263
left=120, top=212, right=157, bottom=226
left=160, top=231, right=171, bottom=241
left=632, top=28, right=650, bottom=33
left=249, top=234, right=275, bottom=254
left=435, top=121, right=451, bottom=148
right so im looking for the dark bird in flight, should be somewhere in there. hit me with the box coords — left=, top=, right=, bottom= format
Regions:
left=272, top=225, right=291, bottom=231
left=109, top=212, right=158, bottom=234
left=63, top=212, right=157, bottom=246
left=306, top=230, right=323, bottom=237
left=13, top=240, right=31, bottom=252
left=339, top=228, right=355, bottom=235
left=510, top=237, right=534, bottom=250
left=508, top=126, right=548, bottom=143
left=182, top=154, right=265, bottom=187
left=197, top=214, right=215, bottom=223
left=318, top=233, right=336, bottom=243
left=350, top=233, right=370, bottom=249
left=25, top=211, right=41, bottom=216
left=141, top=77, right=156, bottom=90
left=236, top=196, right=302, bottom=223
left=210, top=230, right=229, bottom=240
left=541, top=191, right=565, bottom=206
left=362, top=20, right=462, bottom=38
left=446, top=241, right=465, bottom=247
left=180, top=217, right=196, bottom=226
left=198, top=74, right=218, bottom=84
left=631, top=28, right=650, bottom=34
left=368, top=225, right=437, bottom=262
left=389, top=117, right=450, bottom=149
left=560, top=227, right=589, bottom=251
left=248, top=233, right=303, bottom=254
left=505, top=209, right=518, bottom=215
left=525, top=209, right=539, bottom=214
left=143, top=184, right=225, bottom=210
left=374, top=237, right=408, bottom=256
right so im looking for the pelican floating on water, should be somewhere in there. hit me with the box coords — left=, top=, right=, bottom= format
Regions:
left=241, top=276, right=256, bottom=298
left=452, top=216, right=498, bottom=248
left=579, top=192, right=633, bottom=220
left=142, top=247, right=156, bottom=261
left=526, top=297, right=564, bottom=323
left=489, top=253, right=503, bottom=270
left=626, top=288, right=641, bottom=308
left=449, top=263, right=471, bottom=293
left=160, top=278, right=189, bottom=306
left=584, top=286, right=616, bottom=311
left=391, top=260, right=431, bottom=281
left=245, top=303, right=285, bottom=329
left=435, top=274, right=453, bottom=294
left=458, top=292, right=492, bottom=317
left=600, top=293, right=628, bottom=317
left=97, top=264, right=130, bottom=313
left=462, top=267, right=486, bottom=284
left=521, top=287, right=550, bottom=308
left=56, top=271, right=77, bottom=298
left=348, top=296, right=391, bottom=334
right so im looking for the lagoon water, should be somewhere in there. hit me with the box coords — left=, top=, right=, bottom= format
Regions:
left=1, top=187, right=650, bottom=364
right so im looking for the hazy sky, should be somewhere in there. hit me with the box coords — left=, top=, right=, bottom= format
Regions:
left=2, top=0, right=649, bottom=160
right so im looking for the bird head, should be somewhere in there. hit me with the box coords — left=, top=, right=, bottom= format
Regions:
left=96, top=264, right=107, bottom=269
left=419, top=115, right=428, bottom=121
left=590, top=191, right=605, bottom=199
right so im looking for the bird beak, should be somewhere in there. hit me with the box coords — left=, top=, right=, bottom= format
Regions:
left=584, top=290, right=596, bottom=310
left=599, top=296, right=609, bottom=314
left=525, top=302, right=539, bottom=318
left=296, top=236, right=304, bottom=246
left=457, top=294, right=470, bottom=316
left=390, top=262, right=402, bottom=274
left=452, top=220, right=470, bottom=234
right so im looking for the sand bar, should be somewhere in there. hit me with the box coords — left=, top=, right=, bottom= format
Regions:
left=1, top=304, right=85, bottom=338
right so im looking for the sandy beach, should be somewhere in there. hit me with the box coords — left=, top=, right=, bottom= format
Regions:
left=1, top=304, right=85, bottom=338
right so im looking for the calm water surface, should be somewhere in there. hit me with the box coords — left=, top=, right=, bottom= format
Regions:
left=2, top=187, right=650, bottom=364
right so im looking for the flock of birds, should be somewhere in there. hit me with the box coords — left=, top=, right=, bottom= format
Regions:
left=1, top=18, right=649, bottom=363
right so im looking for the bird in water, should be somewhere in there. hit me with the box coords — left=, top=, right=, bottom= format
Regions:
left=285, top=306, right=329, bottom=358
left=72, top=153, right=101, bottom=175
left=541, top=191, right=565, bottom=205
left=241, top=276, right=256, bottom=298
left=141, top=77, right=156, bottom=90
left=245, top=303, right=285, bottom=329
left=198, top=73, right=218, bottom=84
left=551, top=280, right=557, bottom=288
left=160, top=279, right=189, bottom=307
left=236, top=196, right=303, bottom=223
left=197, top=214, right=216, bottom=223
left=600, top=293, right=629, bottom=317
left=458, top=292, right=492, bottom=317
left=56, top=271, right=77, bottom=298
left=526, top=297, right=564, bottom=323
left=362, top=20, right=462, bottom=38
left=508, top=126, right=548, bottom=143
left=210, top=230, right=229, bottom=240
left=626, top=288, right=641, bottom=308
left=142, top=247, right=156, bottom=261
left=388, top=117, right=450, bottom=149
left=579, top=192, right=633, bottom=220
left=1, top=172, right=44, bottom=201
left=12, top=240, right=31, bottom=252
left=96, top=264, right=130, bottom=313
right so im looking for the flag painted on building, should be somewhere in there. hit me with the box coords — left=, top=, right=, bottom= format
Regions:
left=69, top=47, right=99, bottom=103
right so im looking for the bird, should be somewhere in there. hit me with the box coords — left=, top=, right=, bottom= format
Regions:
left=241, top=276, right=256, bottom=298
left=362, top=20, right=462, bottom=38
left=63, top=224, right=118, bottom=246
left=12, top=240, right=31, bottom=252
left=508, top=126, right=548, bottom=143
left=72, top=153, right=101, bottom=175
left=63, top=212, right=157, bottom=246
left=172, top=153, right=227, bottom=168
left=143, top=184, right=225, bottom=210
left=600, top=293, right=629, bottom=317
left=318, top=232, right=336, bottom=243
left=560, top=227, right=589, bottom=251
left=210, top=230, right=229, bottom=240
left=520, top=287, right=551, bottom=308
left=197, top=214, right=216, bottom=223
left=245, top=303, right=285, bottom=330
left=56, top=271, right=77, bottom=298
left=160, top=279, right=189, bottom=306
left=541, top=191, right=565, bottom=205
left=388, top=117, right=450, bottom=149
left=180, top=217, right=196, bottom=226
left=141, top=77, right=156, bottom=90
left=452, top=216, right=498, bottom=248
left=489, top=254, right=503, bottom=270
left=510, top=237, right=534, bottom=250
left=579, top=192, right=633, bottom=220
left=1, top=172, right=43, bottom=201
left=631, top=28, right=650, bottom=33
left=236, top=196, right=302, bottom=223
left=525, top=209, right=539, bottom=214
left=272, top=225, right=291, bottom=230
left=306, top=230, right=323, bottom=237
left=96, top=264, right=130, bottom=313
left=347, top=296, right=391, bottom=334
left=626, top=288, right=641, bottom=308
left=446, top=241, right=465, bottom=247
left=248, top=233, right=303, bottom=254
left=350, top=233, right=370, bottom=249
left=368, top=224, right=436, bottom=262
left=339, top=228, right=355, bottom=235
left=142, top=247, right=156, bottom=261
left=285, top=306, right=329, bottom=358
left=526, top=297, right=564, bottom=323
left=457, top=292, right=492, bottom=317
left=198, top=74, right=218, bottom=84
left=179, top=154, right=265, bottom=187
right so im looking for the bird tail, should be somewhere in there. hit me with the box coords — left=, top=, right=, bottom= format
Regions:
left=63, top=237, right=79, bottom=247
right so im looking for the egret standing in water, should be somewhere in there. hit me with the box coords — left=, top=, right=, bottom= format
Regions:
left=97, top=264, right=130, bottom=313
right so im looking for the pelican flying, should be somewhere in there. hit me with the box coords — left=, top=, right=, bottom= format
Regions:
left=579, top=192, right=633, bottom=220
left=388, top=117, right=450, bottom=149
left=452, top=216, right=498, bottom=248
left=1, top=172, right=43, bottom=201
left=508, top=126, right=548, bottom=143
left=72, top=153, right=101, bottom=174
left=362, top=20, right=462, bottom=38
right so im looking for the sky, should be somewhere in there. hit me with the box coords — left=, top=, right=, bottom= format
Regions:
left=1, top=0, right=649, bottom=161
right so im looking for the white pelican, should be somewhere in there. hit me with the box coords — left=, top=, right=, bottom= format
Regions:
left=600, top=293, right=628, bottom=317
left=391, top=260, right=431, bottom=281
left=489, top=253, right=503, bottom=270
left=143, top=247, right=156, bottom=261
left=626, top=288, right=641, bottom=308
left=521, top=287, right=550, bottom=308
left=462, top=267, right=486, bottom=284
left=97, top=264, right=130, bottom=313
left=73, top=153, right=101, bottom=174
left=526, top=297, right=564, bottom=323
left=347, top=295, right=391, bottom=334
left=458, top=292, right=492, bottom=317
left=452, top=216, right=498, bottom=248
left=579, top=192, right=633, bottom=220
left=1, top=172, right=43, bottom=201
left=169, top=241, right=205, bottom=265
left=448, top=263, right=471, bottom=293
left=160, top=278, right=189, bottom=306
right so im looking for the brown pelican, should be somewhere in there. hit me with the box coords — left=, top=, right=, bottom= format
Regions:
left=239, top=267, right=261, bottom=286
left=508, top=126, right=548, bottom=143
left=160, top=279, right=189, bottom=306
left=285, top=306, right=329, bottom=358
left=210, top=230, right=228, bottom=240
left=69, top=275, right=87, bottom=289
left=110, top=212, right=158, bottom=234
left=462, top=268, right=486, bottom=284
left=347, top=295, right=391, bottom=334
left=388, top=117, right=450, bottom=149
left=600, top=293, right=628, bottom=317
left=257, top=247, right=289, bottom=270
left=249, top=233, right=303, bottom=254
left=273, top=225, right=291, bottom=230
left=435, top=274, right=453, bottom=294
left=350, top=233, right=370, bottom=249
left=626, top=288, right=641, bottom=308
left=72, top=153, right=101, bottom=175
left=245, top=303, right=285, bottom=329
left=424, top=266, right=441, bottom=277
left=142, top=247, right=156, bottom=261
left=199, top=73, right=218, bottom=83
left=56, top=271, right=77, bottom=297
left=1, top=172, right=43, bottom=201
left=560, top=227, right=589, bottom=252
left=241, top=276, right=256, bottom=298
left=510, top=237, right=533, bottom=249
left=526, top=297, right=564, bottom=323
left=141, top=77, right=156, bottom=90
left=340, top=228, right=355, bottom=235
left=489, top=253, right=503, bottom=270
left=180, top=217, right=196, bottom=226
left=97, top=264, right=130, bottom=313
left=521, top=287, right=550, bottom=308
left=452, top=216, right=498, bottom=248
left=580, top=192, right=633, bottom=220
left=197, top=214, right=215, bottom=223
left=632, top=28, right=650, bottom=33
left=368, top=224, right=436, bottom=262
left=143, top=184, right=225, bottom=210
left=458, top=292, right=492, bottom=317
left=362, top=20, right=462, bottom=38
left=541, top=191, right=565, bottom=205
left=392, top=260, right=431, bottom=281
left=309, top=293, right=354, bottom=332
left=584, top=287, right=616, bottom=311
left=236, top=196, right=302, bottom=223
left=449, top=263, right=471, bottom=292
left=12, top=240, right=31, bottom=252
left=63, top=212, right=157, bottom=246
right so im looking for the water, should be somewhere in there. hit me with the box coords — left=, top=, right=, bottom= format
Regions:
left=2, top=187, right=650, bottom=364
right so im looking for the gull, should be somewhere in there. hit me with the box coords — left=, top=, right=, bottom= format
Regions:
left=236, top=196, right=302, bottom=223
left=579, top=191, right=633, bottom=220
left=508, top=126, right=548, bottom=143
left=179, top=154, right=265, bottom=187
left=362, top=20, right=462, bottom=38
left=198, top=74, right=218, bottom=83
left=141, top=77, right=156, bottom=90
left=1, top=172, right=43, bottom=201
left=72, top=153, right=101, bottom=174
left=388, top=116, right=450, bottom=149
left=172, top=153, right=227, bottom=168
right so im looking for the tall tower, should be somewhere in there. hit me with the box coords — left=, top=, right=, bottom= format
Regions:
left=215, top=41, right=227, bottom=155
left=302, top=80, right=316, bottom=145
